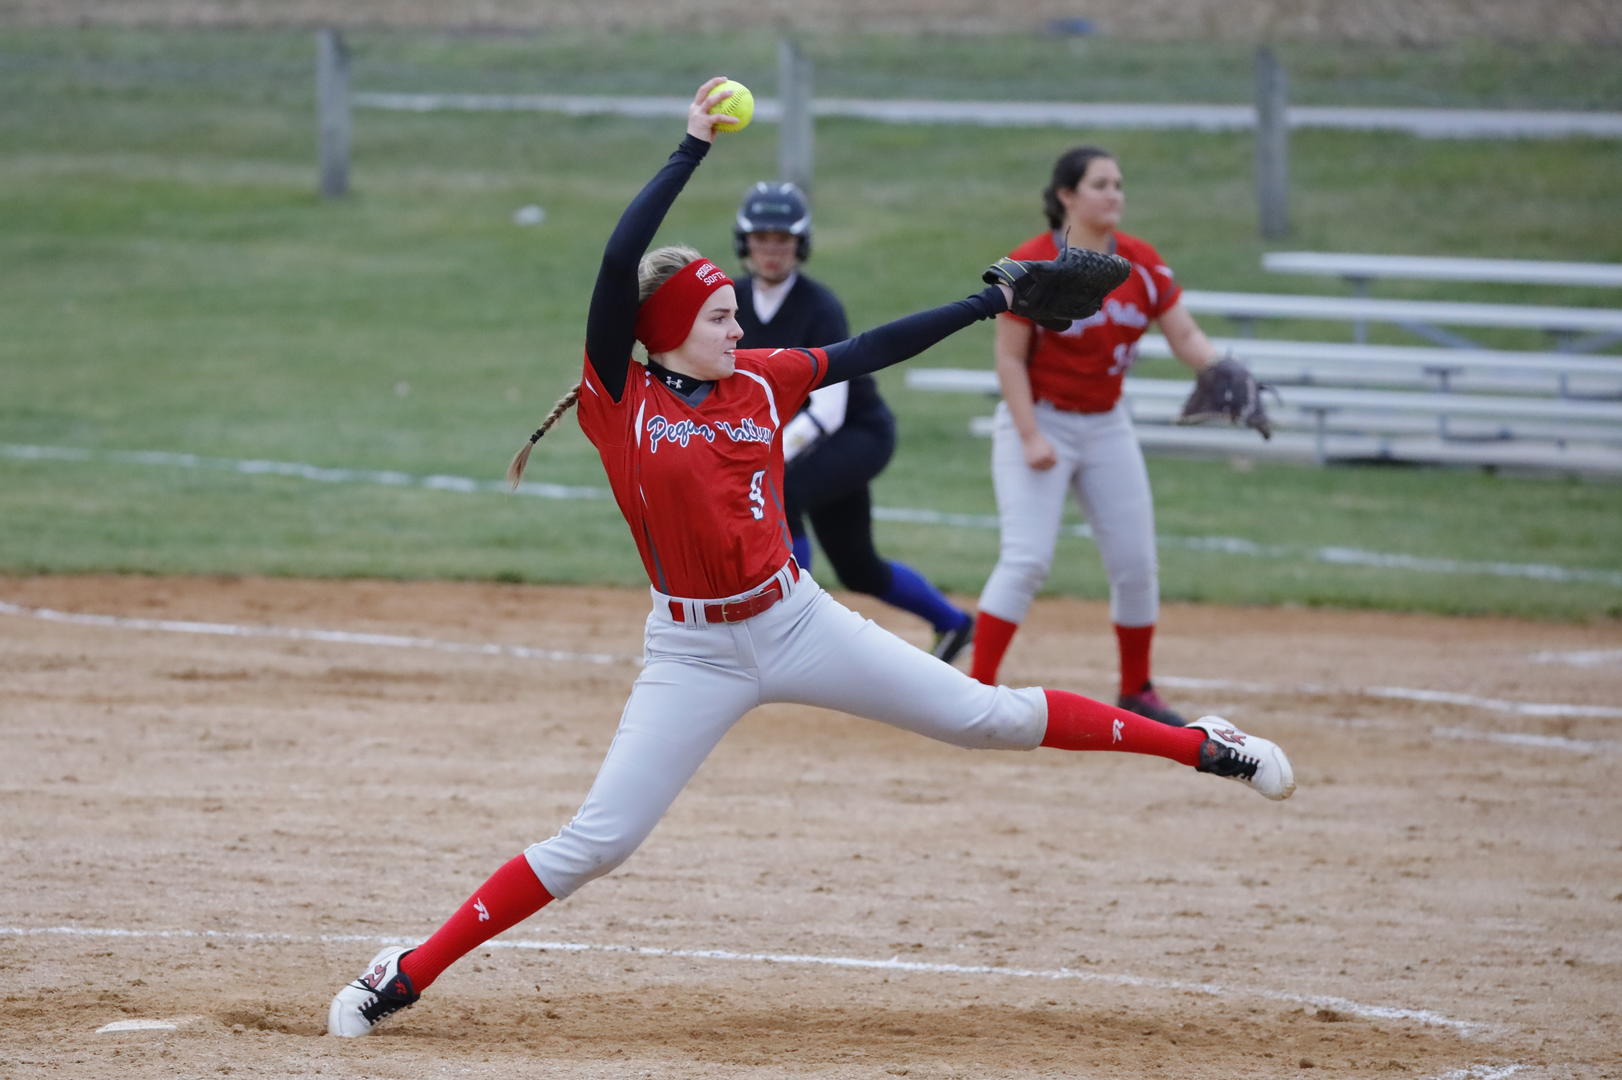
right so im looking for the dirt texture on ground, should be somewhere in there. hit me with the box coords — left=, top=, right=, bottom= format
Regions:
left=4, top=0, right=1619, bottom=44
left=2, top=573, right=1619, bottom=1079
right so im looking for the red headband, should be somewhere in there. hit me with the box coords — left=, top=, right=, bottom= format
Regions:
left=633, top=257, right=734, bottom=354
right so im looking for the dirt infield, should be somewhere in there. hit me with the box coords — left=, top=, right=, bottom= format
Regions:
left=3, top=573, right=1620, bottom=1079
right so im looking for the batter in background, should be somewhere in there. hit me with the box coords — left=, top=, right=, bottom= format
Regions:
left=970, top=145, right=1226, bottom=728
left=732, top=181, right=975, bottom=664
left=325, top=80, right=1295, bottom=1039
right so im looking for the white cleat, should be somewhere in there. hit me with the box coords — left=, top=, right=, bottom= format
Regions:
left=1188, top=716, right=1296, bottom=801
left=327, top=945, right=419, bottom=1037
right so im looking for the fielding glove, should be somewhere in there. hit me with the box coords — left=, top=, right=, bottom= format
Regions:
left=983, top=243, right=1131, bottom=332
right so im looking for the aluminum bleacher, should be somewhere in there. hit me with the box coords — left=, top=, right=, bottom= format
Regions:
left=903, top=368, right=1622, bottom=474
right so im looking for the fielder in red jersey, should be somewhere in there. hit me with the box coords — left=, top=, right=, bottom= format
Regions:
left=969, top=147, right=1228, bottom=728
left=325, top=82, right=1296, bottom=1040
left=1011, top=229, right=1182, bottom=414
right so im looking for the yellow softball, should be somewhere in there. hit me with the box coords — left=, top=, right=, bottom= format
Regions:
left=709, top=80, right=754, bottom=133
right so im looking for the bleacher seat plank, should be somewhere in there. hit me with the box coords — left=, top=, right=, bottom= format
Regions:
left=1179, top=290, right=1622, bottom=336
left=962, top=415, right=1622, bottom=474
left=1132, top=336, right=1622, bottom=397
left=902, top=368, right=1622, bottom=422
left=1261, top=252, right=1622, bottom=289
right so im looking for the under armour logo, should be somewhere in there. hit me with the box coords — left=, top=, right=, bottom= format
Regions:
left=1112, top=718, right=1123, bottom=744
left=1215, top=727, right=1245, bottom=745
left=474, top=898, right=490, bottom=922
left=665, top=375, right=683, bottom=387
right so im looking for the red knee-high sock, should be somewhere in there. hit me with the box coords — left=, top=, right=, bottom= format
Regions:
left=1114, top=623, right=1155, bottom=696
left=1040, top=689, right=1204, bottom=765
left=970, top=611, right=1019, bottom=686
left=399, top=854, right=554, bottom=992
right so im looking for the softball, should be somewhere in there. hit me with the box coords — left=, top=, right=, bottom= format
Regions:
left=709, top=80, right=754, bottom=133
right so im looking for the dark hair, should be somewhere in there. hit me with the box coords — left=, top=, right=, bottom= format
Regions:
left=1041, top=146, right=1115, bottom=229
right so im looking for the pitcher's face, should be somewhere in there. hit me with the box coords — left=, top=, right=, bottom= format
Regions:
left=665, top=285, right=743, bottom=381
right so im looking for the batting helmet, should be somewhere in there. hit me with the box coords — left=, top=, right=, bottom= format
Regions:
left=733, top=181, right=812, bottom=262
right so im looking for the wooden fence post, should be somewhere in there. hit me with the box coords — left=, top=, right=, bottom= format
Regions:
left=1254, top=45, right=1290, bottom=240
left=777, top=38, right=814, bottom=194
left=316, top=28, right=351, bottom=199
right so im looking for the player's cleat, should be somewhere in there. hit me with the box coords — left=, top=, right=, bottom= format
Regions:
left=327, top=945, right=420, bottom=1037
left=1189, top=716, right=1295, bottom=801
left=1117, top=681, right=1187, bottom=727
left=931, top=617, right=974, bottom=666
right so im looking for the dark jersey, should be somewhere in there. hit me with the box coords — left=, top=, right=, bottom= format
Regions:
left=737, top=273, right=887, bottom=434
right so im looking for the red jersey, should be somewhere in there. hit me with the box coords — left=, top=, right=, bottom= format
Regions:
left=1001, top=230, right=1181, bottom=413
left=578, top=346, right=828, bottom=599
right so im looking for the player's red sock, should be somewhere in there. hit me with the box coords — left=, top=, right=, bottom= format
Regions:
left=970, top=611, right=1018, bottom=685
left=399, top=854, right=554, bottom=992
left=1040, top=689, right=1203, bottom=765
left=1114, top=622, right=1155, bottom=696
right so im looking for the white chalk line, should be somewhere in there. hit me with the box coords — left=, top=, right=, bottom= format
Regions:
left=6, top=442, right=1620, bottom=587
left=1156, top=673, right=1622, bottom=723
left=1317, top=714, right=1620, bottom=755
left=1530, top=647, right=1622, bottom=668
left=1430, top=726, right=1618, bottom=754
left=0, top=599, right=630, bottom=666
left=876, top=504, right=1622, bottom=588
left=97, top=1018, right=186, bottom=1033
left=4, top=600, right=1620, bottom=745
left=0, top=924, right=1491, bottom=1038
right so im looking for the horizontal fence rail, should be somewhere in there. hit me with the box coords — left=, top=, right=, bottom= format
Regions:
left=349, top=91, right=1622, bottom=138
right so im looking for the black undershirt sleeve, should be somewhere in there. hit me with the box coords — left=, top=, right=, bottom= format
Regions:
left=583, top=135, right=711, bottom=402
left=820, top=286, right=1007, bottom=386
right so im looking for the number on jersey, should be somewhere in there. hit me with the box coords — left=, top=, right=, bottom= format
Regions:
left=747, top=470, right=766, bottom=520
left=1106, top=342, right=1140, bottom=376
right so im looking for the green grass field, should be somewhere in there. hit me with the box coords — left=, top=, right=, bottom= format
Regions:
left=3, top=27, right=1620, bottom=620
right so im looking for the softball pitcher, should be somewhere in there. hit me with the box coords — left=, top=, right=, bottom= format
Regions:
left=969, top=145, right=1230, bottom=727
left=733, top=181, right=974, bottom=663
left=326, top=81, right=1295, bottom=1039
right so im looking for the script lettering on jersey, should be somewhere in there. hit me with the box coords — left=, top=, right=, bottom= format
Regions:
left=1060, top=297, right=1149, bottom=336
left=714, top=417, right=775, bottom=446
left=645, top=415, right=717, bottom=451
left=645, top=414, right=777, bottom=453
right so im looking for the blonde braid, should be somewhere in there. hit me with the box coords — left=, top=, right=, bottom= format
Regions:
left=507, top=243, right=697, bottom=486
left=506, top=382, right=582, bottom=489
